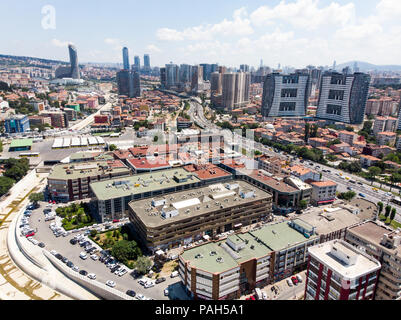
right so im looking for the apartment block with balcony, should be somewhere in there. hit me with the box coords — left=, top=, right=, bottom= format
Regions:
left=346, top=221, right=401, bottom=300
left=305, top=240, right=381, bottom=300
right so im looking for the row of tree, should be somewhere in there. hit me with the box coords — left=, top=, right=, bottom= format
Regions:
left=377, top=202, right=397, bottom=222
left=0, top=158, right=30, bottom=197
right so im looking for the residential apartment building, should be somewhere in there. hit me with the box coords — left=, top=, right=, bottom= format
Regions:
left=305, top=240, right=381, bottom=300
left=4, top=114, right=30, bottom=133
left=128, top=181, right=273, bottom=252
left=179, top=219, right=319, bottom=300
left=47, top=160, right=131, bottom=202
left=316, top=72, right=370, bottom=124
left=309, top=180, right=337, bottom=206
left=338, top=130, right=358, bottom=145
left=261, top=72, right=311, bottom=118
left=346, top=221, right=401, bottom=300
left=373, top=117, right=398, bottom=135
left=377, top=132, right=397, bottom=146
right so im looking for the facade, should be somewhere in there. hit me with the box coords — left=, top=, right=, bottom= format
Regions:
left=41, top=111, right=68, bottom=128
left=122, top=47, right=130, bottom=70
left=305, top=240, right=381, bottom=300
left=56, top=44, right=80, bottom=79
left=47, top=161, right=131, bottom=202
left=316, top=72, right=370, bottom=124
left=309, top=180, right=337, bottom=205
left=117, top=70, right=141, bottom=98
left=211, top=72, right=222, bottom=95
left=377, top=132, right=397, bottom=146
left=128, top=181, right=273, bottom=252
left=179, top=219, right=319, bottom=300
left=346, top=221, right=401, bottom=300
left=4, top=114, right=30, bottom=133
left=166, top=63, right=179, bottom=89
left=221, top=72, right=250, bottom=111
left=133, top=56, right=141, bottom=72
left=191, top=65, right=204, bottom=93
left=261, top=72, right=311, bottom=118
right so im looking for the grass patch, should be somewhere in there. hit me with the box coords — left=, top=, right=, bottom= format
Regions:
left=379, top=215, right=401, bottom=229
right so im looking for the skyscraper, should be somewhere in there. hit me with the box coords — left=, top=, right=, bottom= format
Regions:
left=222, top=72, right=250, bottom=111
left=144, top=54, right=151, bottom=74
left=122, top=47, right=130, bottom=70
left=240, top=64, right=250, bottom=73
left=133, top=56, right=140, bottom=72
left=55, top=44, right=80, bottom=79
left=117, top=70, right=141, bottom=98
left=69, top=44, right=80, bottom=79
left=191, top=65, right=204, bottom=92
left=165, top=63, right=179, bottom=88
left=261, top=72, right=311, bottom=118
left=211, top=72, right=222, bottom=95
left=316, top=72, right=371, bottom=124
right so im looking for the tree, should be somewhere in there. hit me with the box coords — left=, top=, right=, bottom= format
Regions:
left=377, top=202, right=384, bottom=215
left=368, top=167, right=382, bottom=185
left=326, top=139, right=341, bottom=148
left=109, top=144, right=117, bottom=151
left=153, top=135, right=159, bottom=143
left=390, top=208, right=396, bottom=221
left=338, top=191, right=356, bottom=201
left=134, top=256, right=152, bottom=275
left=29, top=193, right=44, bottom=206
left=0, top=176, right=15, bottom=197
left=90, top=230, right=98, bottom=238
left=298, top=200, right=308, bottom=210
left=385, top=205, right=392, bottom=219
left=111, top=240, right=142, bottom=263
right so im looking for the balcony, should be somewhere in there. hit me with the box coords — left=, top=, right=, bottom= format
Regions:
left=220, top=273, right=240, bottom=284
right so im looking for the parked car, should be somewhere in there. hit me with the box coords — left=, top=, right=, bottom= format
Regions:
left=79, top=270, right=88, bottom=276
left=291, top=276, right=298, bottom=285
left=136, top=293, right=145, bottom=300
left=144, top=281, right=155, bottom=289
left=118, top=269, right=128, bottom=277
left=67, top=261, right=74, bottom=268
left=262, top=291, right=268, bottom=300
left=55, top=254, right=63, bottom=260
left=90, top=254, right=99, bottom=261
left=170, top=271, right=179, bottom=278
left=359, top=193, right=366, bottom=198
left=106, top=280, right=116, bottom=288
left=62, top=257, right=69, bottom=264
left=72, top=266, right=79, bottom=272
left=296, top=274, right=303, bottom=283
left=80, top=252, right=88, bottom=260
left=38, top=242, right=45, bottom=248
left=164, top=288, right=169, bottom=296
left=155, top=277, right=166, bottom=284
left=87, top=273, right=96, bottom=280
left=50, top=250, right=57, bottom=256
left=126, top=290, right=136, bottom=297
left=286, top=279, right=293, bottom=287
left=70, top=239, right=77, bottom=245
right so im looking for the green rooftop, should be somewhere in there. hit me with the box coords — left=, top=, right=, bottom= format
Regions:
left=181, top=220, right=317, bottom=274
left=250, top=221, right=318, bottom=251
left=10, top=139, right=33, bottom=148
left=181, top=241, right=239, bottom=273
left=90, top=168, right=201, bottom=201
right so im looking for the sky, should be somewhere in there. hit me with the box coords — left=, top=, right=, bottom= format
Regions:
left=1, top=0, right=401, bottom=68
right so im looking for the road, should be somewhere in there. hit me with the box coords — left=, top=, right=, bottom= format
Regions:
left=188, top=100, right=401, bottom=223
left=69, top=94, right=115, bottom=131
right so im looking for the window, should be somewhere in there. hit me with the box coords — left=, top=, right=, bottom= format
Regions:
left=279, top=102, right=296, bottom=111
left=328, top=90, right=344, bottom=100
left=281, top=88, right=298, bottom=98
left=326, top=104, right=342, bottom=115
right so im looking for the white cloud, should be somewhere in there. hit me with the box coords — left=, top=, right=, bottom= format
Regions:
left=51, top=39, right=72, bottom=48
left=250, top=0, right=355, bottom=30
left=157, top=7, right=253, bottom=41
left=376, top=0, right=401, bottom=19
left=146, top=44, right=162, bottom=53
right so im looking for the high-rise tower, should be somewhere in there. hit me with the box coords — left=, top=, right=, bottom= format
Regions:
left=122, top=47, right=130, bottom=70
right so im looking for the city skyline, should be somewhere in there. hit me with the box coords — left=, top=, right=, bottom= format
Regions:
left=1, top=0, right=401, bottom=68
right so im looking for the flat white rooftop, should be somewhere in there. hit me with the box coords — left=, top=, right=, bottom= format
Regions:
left=308, top=240, right=380, bottom=281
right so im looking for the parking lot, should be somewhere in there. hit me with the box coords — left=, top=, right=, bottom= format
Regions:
left=26, top=202, right=183, bottom=300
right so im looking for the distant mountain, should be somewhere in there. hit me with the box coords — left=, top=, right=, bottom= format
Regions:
left=336, top=61, right=401, bottom=72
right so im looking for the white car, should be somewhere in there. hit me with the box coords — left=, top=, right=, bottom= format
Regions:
left=90, top=254, right=99, bottom=261
left=118, top=269, right=128, bottom=277
left=144, top=281, right=155, bottom=289
left=164, top=288, right=169, bottom=296
left=136, top=293, right=145, bottom=300
left=80, top=252, right=88, bottom=260
left=287, top=279, right=293, bottom=287
left=50, top=250, right=57, bottom=256
left=106, top=280, right=116, bottom=288
left=72, top=266, right=79, bottom=272
left=262, top=291, right=268, bottom=300
left=296, top=275, right=303, bottom=283
left=87, top=273, right=96, bottom=280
